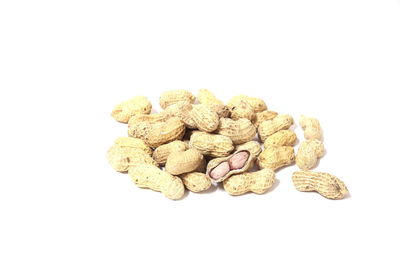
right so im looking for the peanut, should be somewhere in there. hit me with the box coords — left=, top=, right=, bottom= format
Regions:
left=128, top=111, right=172, bottom=128
left=258, top=114, right=293, bottom=142
left=111, top=96, right=152, bottom=123
left=159, top=89, right=195, bottom=109
left=264, top=130, right=297, bottom=146
left=189, top=104, right=220, bottom=132
left=296, top=140, right=324, bottom=170
left=152, top=140, right=189, bottom=165
left=181, top=172, right=212, bottom=193
left=107, top=145, right=157, bottom=172
left=299, top=115, right=323, bottom=140
left=206, top=150, right=254, bottom=182
left=235, top=141, right=262, bottom=157
left=128, top=164, right=185, bottom=200
left=209, top=162, right=230, bottom=180
left=223, top=168, right=275, bottom=196
left=229, top=100, right=254, bottom=121
left=128, top=117, right=185, bottom=148
left=252, top=110, right=278, bottom=128
left=164, top=102, right=197, bottom=129
left=113, top=136, right=152, bottom=156
left=189, top=131, right=234, bottom=157
left=197, top=89, right=230, bottom=118
left=228, top=151, right=249, bottom=169
left=258, top=144, right=295, bottom=170
left=292, top=171, right=348, bottom=200
left=217, top=118, right=256, bottom=145
left=165, top=149, right=204, bottom=175
left=227, top=95, right=267, bottom=113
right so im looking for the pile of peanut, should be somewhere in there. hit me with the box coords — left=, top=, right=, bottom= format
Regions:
left=108, top=89, right=349, bottom=200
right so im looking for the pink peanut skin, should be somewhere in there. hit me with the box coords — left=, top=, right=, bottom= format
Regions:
left=228, top=151, right=249, bottom=170
left=210, top=162, right=230, bottom=180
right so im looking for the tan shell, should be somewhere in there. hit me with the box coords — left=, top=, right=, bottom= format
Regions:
left=197, top=89, right=224, bottom=106
left=113, top=136, right=152, bottom=156
left=190, top=104, right=220, bottom=132
left=258, top=144, right=295, bottom=171
left=111, top=96, right=152, bottom=123
left=206, top=150, right=254, bottom=182
left=227, top=95, right=267, bottom=113
left=264, top=130, right=297, bottom=146
left=258, top=114, right=293, bottom=142
left=252, top=110, right=278, bottom=128
left=128, top=112, right=172, bottom=131
left=181, top=172, right=212, bottom=193
left=223, top=168, right=275, bottom=196
left=165, top=149, right=204, bottom=175
left=107, top=145, right=158, bottom=172
left=229, top=100, right=255, bottom=121
left=189, top=131, right=234, bottom=157
left=128, top=117, right=185, bottom=148
left=296, top=140, right=325, bottom=170
left=159, top=89, right=195, bottom=109
left=235, top=141, right=262, bottom=157
left=292, top=171, right=348, bottom=200
left=164, top=102, right=197, bottom=129
left=217, top=118, right=256, bottom=145
left=152, top=140, right=189, bottom=165
left=299, top=115, right=323, bottom=140
left=128, top=164, right=184, bottom=200
left=195, top=158, right=207, bottom=173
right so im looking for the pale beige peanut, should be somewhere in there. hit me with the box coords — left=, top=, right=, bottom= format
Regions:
left=252, top=110, right=278, bottom=128
left=111, top=96, right=152, bottom=123
left=227, top=95, right=267, bottom=113
left=165, top=149, right=204, bottom=175
left=152, top=140, right=189, bottom=165
left=189, top=131, right=234, bottom=157
left=206, top=150, right=254, bottom=182
left=235, top=141, right=262, bottom=157
left=264, top=130, right=297, bottom=146
left=181, top=172, right=212, bottom=192
left=292, top=171, right=348, bottom=200
left=258, top=144, right=295, bottom=171
left=229, top=100, right=254, bottom=121
left=296, top=140, right=324, bottom=170
left=128, top=164, right=184, bottom=200
left=223, top=168, right=275, bottom=196
left=197, top=89, right=230, bottom=118
left=189, top=104, right=220, bottom=132
left=128, top=117, right=185, bottom=148
left=198, top=89, right=224, bottom=106
left=217, top=118, right=256, bottom=145
left=258, top=114, right=294, bottom=142
left=107, top=145, right=157, bottom=172
left=159, top=89, right=195, bottom=109
left=128, top=111, right=172, bottom=129
left=164, top=102, right=197, bottom=129
left=113, top=136, right=152, bottom=156
left=299, top=115, right=323, bottom=140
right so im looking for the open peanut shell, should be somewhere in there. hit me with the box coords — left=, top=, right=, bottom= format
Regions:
left=206, top=149, right=254, bottom=183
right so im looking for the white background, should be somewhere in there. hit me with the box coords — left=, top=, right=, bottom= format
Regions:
left=1, top=0, right=400, bottom=266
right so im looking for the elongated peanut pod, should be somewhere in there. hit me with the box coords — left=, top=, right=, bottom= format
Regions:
left=292, top=171, right=348, bottom=200
left=223, top=168, right=275, bottom=196
left=128, top=164, right=185, bottom=200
